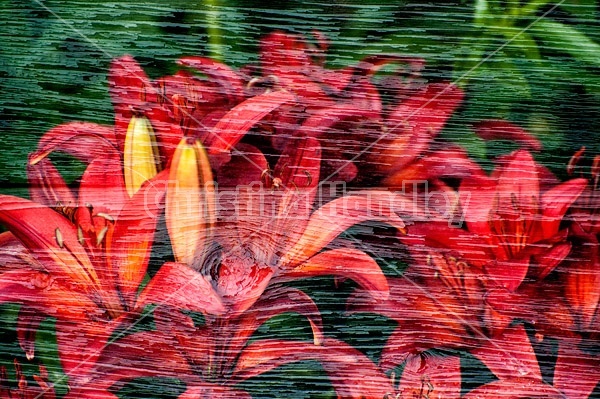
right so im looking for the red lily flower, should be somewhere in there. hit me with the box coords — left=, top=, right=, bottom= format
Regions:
left=473, top=119, right=543, bottom=152
left=382, top=121, right=544, bottom=223
left=0, top=361, right=56, bottom=399
left=390, top=150, right=586, bottom=338
left=471, top=324, right=600, bottom=398
left=373, top=325, right=563, bottom=398
left=468, top=151, right=582, bottom=278
left=165, top=133, right=412, bottom=315
left=110, top=55, right=295, bottom=175
left=0, top=171, right=224, bottom=383
left=64, top=299, right=393, bottom=398
left=109, top=55, right=245, bottom=170
left=14, top=52, right=396, bottom=383
left=560, top=150, right=600, bottom=336
left=347, top=258, right=486, bottom=366
left=58, top=130, right=411, bottom=397
left=246, top=31, right=465, bottom=184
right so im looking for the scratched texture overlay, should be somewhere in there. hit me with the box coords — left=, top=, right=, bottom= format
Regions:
left=1, top=1, right=600, bottom=398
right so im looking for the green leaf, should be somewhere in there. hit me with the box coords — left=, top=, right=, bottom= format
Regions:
left=35, top=318, right=69, bottom=396
left=453, top=33, right=498, bottom=86
left=505, top=30, right=541, bottom=61
left=440, top=120, right=488, bottom=165
left=236, top=360, right=336, bottom=399
left=530, top=19, right=600, bottom=66
left=463, top=53, right=532, bottom=117
left=559, top=0, right=598, bottom=21
left=117, top=378, right=185, bottom=399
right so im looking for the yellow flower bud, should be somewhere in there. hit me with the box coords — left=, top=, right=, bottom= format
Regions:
left=166, top=137, right=215, bottom=267
left=124, top=116, right=161, bottom=197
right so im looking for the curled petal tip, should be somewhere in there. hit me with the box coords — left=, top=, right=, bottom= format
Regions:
left=592, top=155, right=600, bottom=180
left=567, top=147, right=585, bottom=176
left=28, top=151, right=49, bottom=166
left=475, top=120, right=542, bottom=152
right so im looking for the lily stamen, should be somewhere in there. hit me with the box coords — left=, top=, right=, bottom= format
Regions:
left=54, top=228, right=64, bottom=248
left=95, top=212, right=115, bottom=223
left=77, top=226, right=85, bottom=246
left=95, top=226, right=109, bottom=247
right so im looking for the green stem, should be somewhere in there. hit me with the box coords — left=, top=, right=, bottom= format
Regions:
left=206, top=0, right=223, bottom=61
left=474, top=0, right=490, bottom=28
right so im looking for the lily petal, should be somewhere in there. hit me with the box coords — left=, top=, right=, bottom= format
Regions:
left=348, top=277, right=473, bottom=369
left=78, top=153, right=127, bottom=217
left=16, top=308, right=46, bottom=360
left=233, top=338, right=393, bottom=398
left=379, top=327, right=469, bottom=372
left=68, top=331, right=191, bottom=394
left=0, top=231, right=41, bottom=272
left=533, top=242, right=571, bottom=280
left=474, top=120, right=543, bottom=151
left=268, top=136, right=321, bottom=258
left=383, top=146, right=486, bottom=189
left=179, top=384, right=252, bottom=399
left=472, top=325, right=542, bottom=382
left=495, top=150, right=540, bottom=226
left=0, top=269, right=100, bottom=322
left=460, top=174, right=497, bottom=237
left=539, top=178, right=587, bottom=240
left=372, top=83, right=464, bottom=174
left=33, top=121, right=118, bottom=162
left=278, top=248, right=389, bottom=301
left=55, top=318, right=119, bottom=383
left=485, top=257, right=530, bottom=292
left=564, top=241, right=600, bottom=329
left=293, top=103, right=378, bottom=140
left=27, top=158, right=75, bottom=209
left=398, top=355, right=462, bottom=399
left=400, top=221, right=492, bottom=269
left=279, top=192, right=408, bottom=268
left=206, top=90, right=295, bottom=167
left=554, top=338, right=600, bottom=399
left=178, top=56, right=245, bottom=103
left=109, top=55, right=153, bottom=152
left=0, top=195, right=99, bottom=293
left=107, top=170, right=168, bottom=307
left=216, top=144, right=268, bottom=253
left=136, top=262, right=225, bottom=316
left=463, top=378, right=564, bottom=398
left=228, top=286, right=325, bottom=368
left=64, top=389, right=119, bottom=399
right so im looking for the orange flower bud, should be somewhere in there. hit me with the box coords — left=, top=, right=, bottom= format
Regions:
left=166, top=137, right=215, bottom=266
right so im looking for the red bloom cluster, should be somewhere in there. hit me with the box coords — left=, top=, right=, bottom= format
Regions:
left=0, top=31, right=598, bottom=398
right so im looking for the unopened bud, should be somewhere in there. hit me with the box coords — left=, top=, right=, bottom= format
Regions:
left=166, top=137, right=215, bottom=266
left=124, top=116, right=161, bottom=197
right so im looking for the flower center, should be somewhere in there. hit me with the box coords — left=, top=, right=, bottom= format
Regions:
left=489, top=193, right=538, bottom=258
